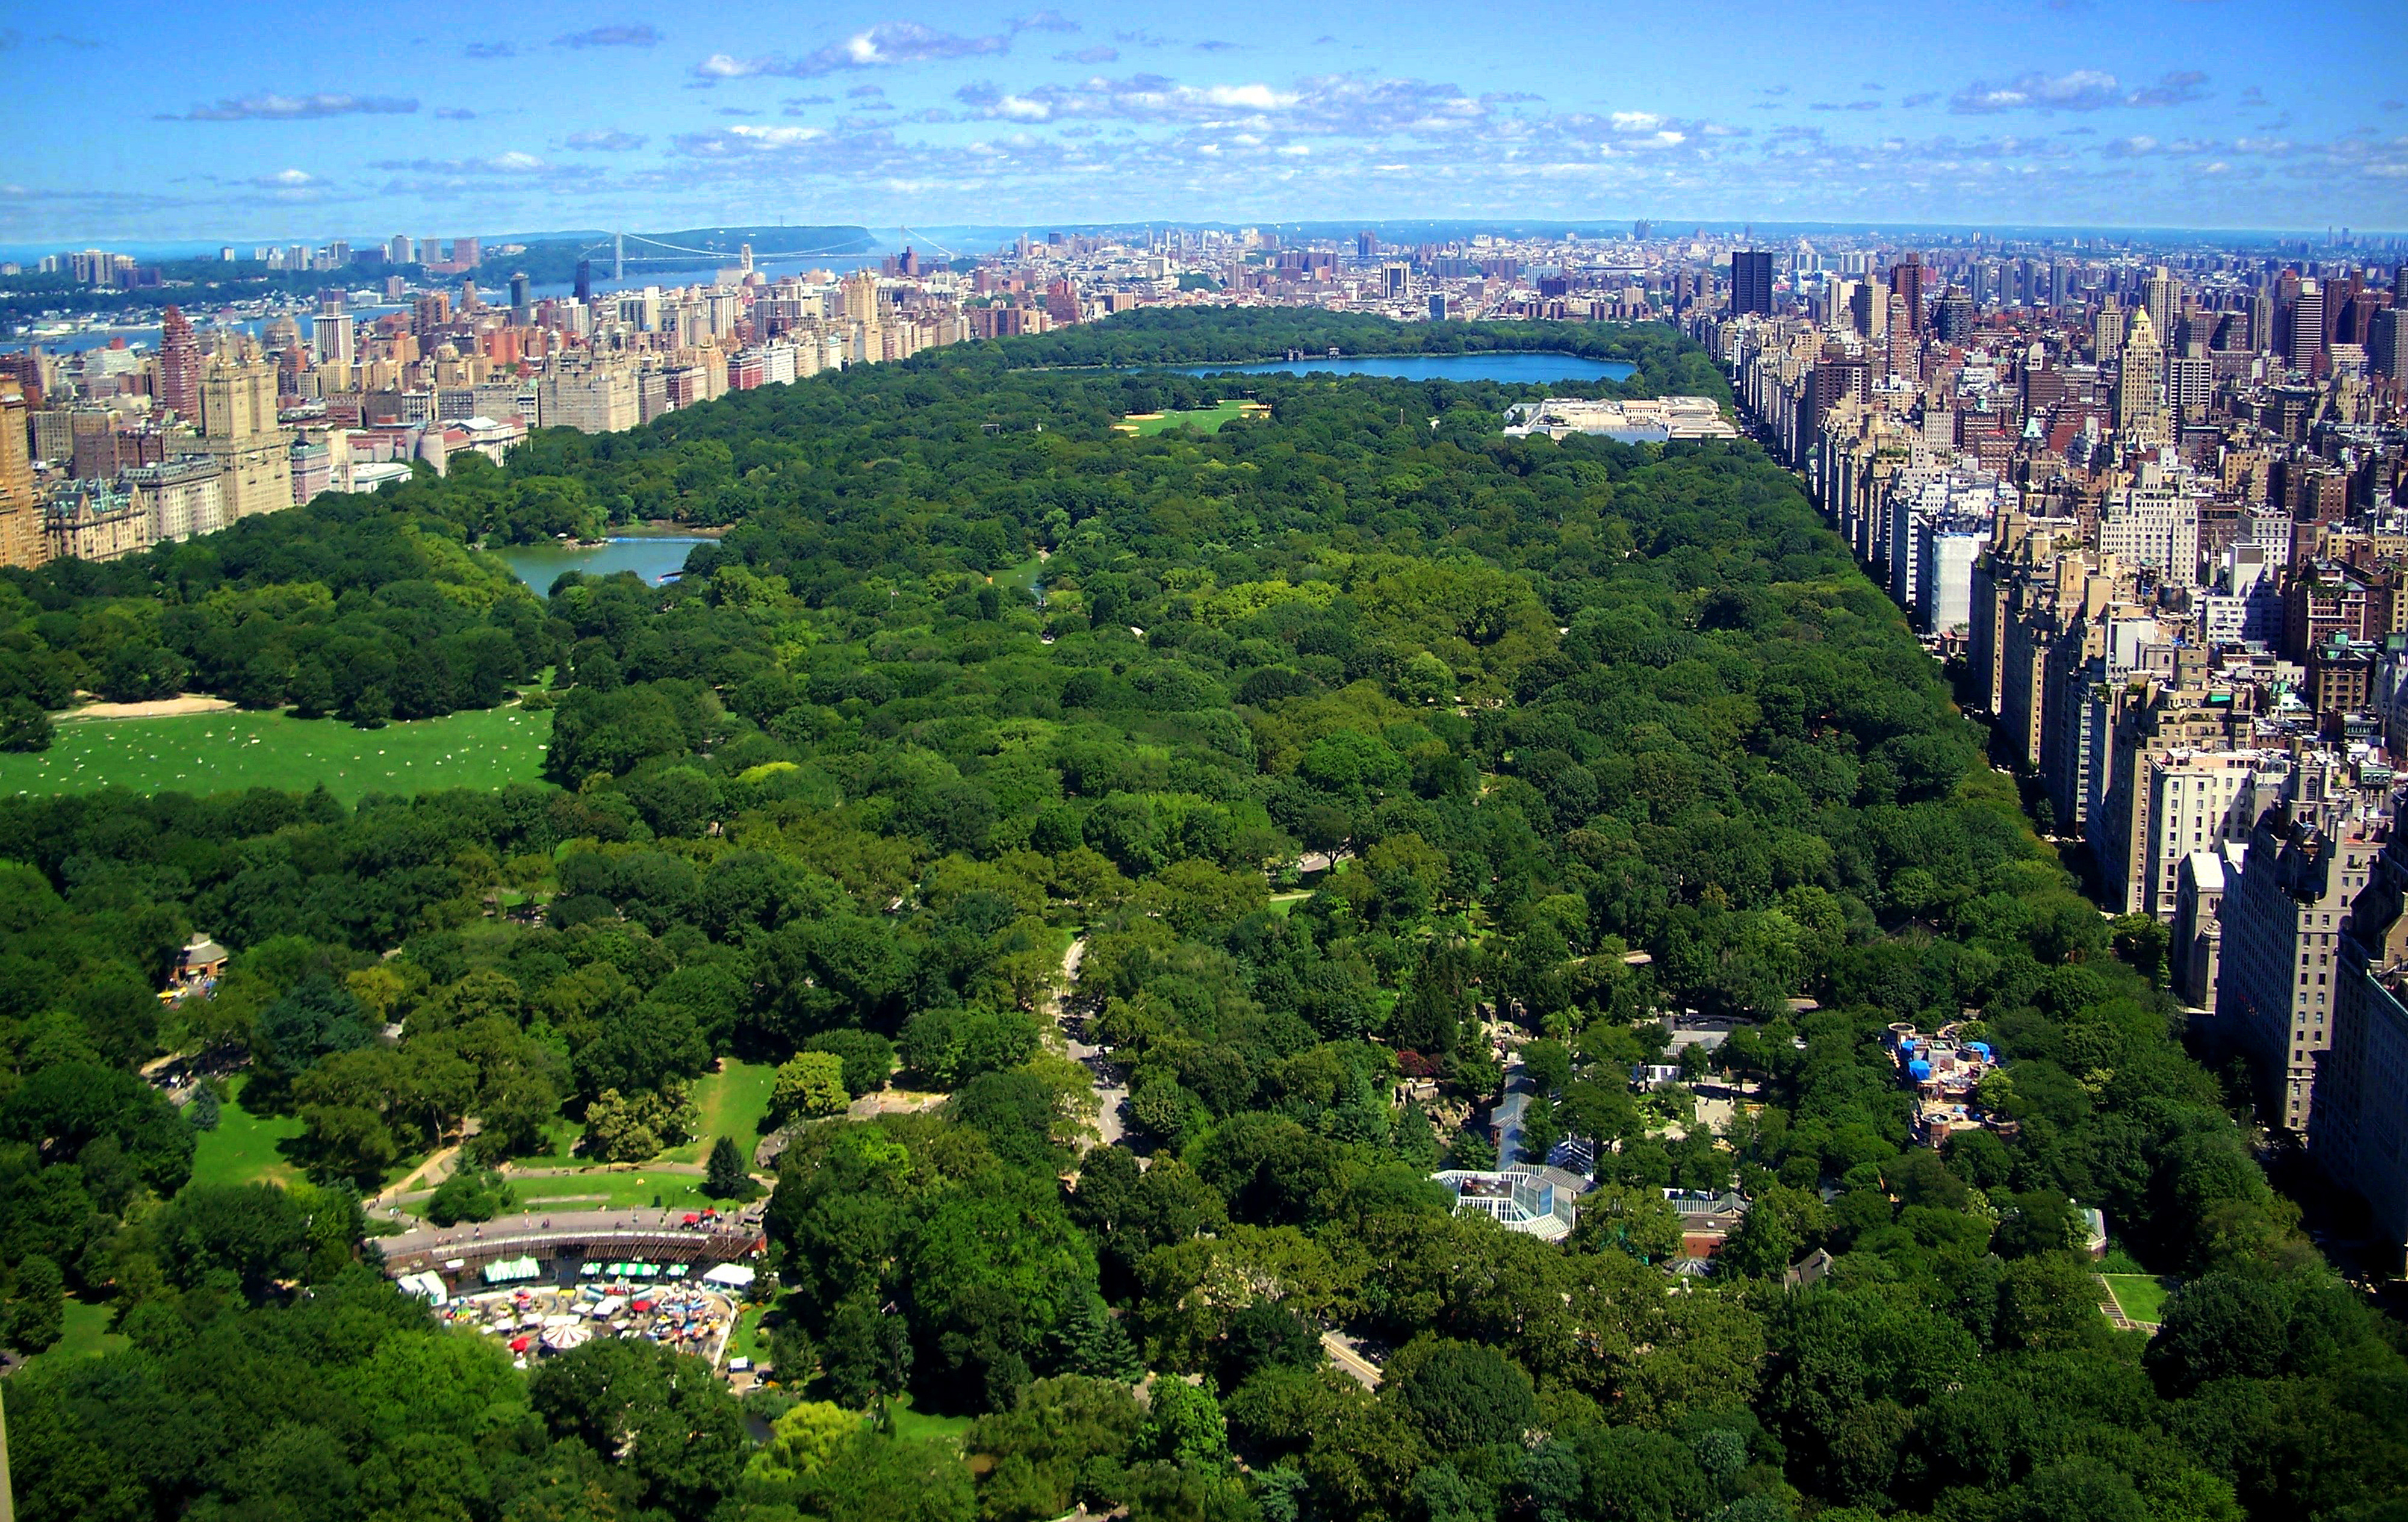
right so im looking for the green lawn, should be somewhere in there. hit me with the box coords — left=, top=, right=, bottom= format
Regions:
left=664, top=1060, right=779, bottom=1164
left=888, top=1393, right=973, bottom=1446
left=190, top=1076, right=305, bottom=1189
left=517, top=1117, right=587, bottom=1169
left=507, top=1170, right=722, bottom=1214
left=729, top=1301, right=775, bottom=1365
left=993, top=553, right=1047, bottom=592
left=1117, top=399, right=1261, bottom=436
left=2103, top=1273, right=2175, bottom=1326
left=1, top=704, right=553, bottom=804
left=27, top=1297, right=129, bottom=1370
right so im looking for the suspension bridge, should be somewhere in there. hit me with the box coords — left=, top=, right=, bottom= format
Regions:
left=576, top=226, right=957, bottom=279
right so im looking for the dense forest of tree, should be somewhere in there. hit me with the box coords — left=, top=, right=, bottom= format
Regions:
left=1, top=313, right=2399, bottom=1522
left=0, top=497, right=549, bottom=726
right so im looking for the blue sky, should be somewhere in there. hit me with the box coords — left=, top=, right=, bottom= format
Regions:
left=3, top=0, right=2403, bottom=245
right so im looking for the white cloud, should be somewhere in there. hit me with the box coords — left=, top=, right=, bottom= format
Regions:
left=162, top=92, right=418, bottom=122
left=1951, top=69, right=2208, bottom=114
left=555, top=24, right=662, bottom=49
left=694, top=22, right=1008, bottom=79
left=672, top=123, right=832, bottom=154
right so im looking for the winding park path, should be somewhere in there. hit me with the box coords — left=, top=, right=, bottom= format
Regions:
left=373, top=1142, right=464, bottom=1208
left=1050, top=935, right=1126, bottom=1148
left=752, top=930, right=1123, bottom=1170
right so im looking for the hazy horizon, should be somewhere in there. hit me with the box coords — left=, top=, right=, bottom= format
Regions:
left=5, top=0, right=2403, bottom=244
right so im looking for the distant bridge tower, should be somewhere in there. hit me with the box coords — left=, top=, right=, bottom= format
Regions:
left=613, top=231, right=624, bottom=282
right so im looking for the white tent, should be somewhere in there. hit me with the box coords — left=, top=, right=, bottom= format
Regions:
left=396, top=1271, right=448, bottom=1305
left=701, top=1264, right=756, bottom=1288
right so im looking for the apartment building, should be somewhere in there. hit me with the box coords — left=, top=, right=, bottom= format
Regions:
left=2322, top=823, right=2408, bottom=1274
left=2218, top=756, right=2392, bottom=1134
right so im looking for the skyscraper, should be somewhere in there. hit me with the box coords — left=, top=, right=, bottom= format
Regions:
left=1937, top=287, right=1976, bottom=341
left=1884, top=292, right=1914, bottom=379
left=199, top=352, right=293, bottom=522
left=157, top=305, right=201, bottom=422
left=1730, top=250, right=1775, bottom=317
left=2115, top=306, right=2168, bottom=446
left=2094, top=300, right=2124, bottom=363
left=312, top=313, right=355, bottom=371
left=1888, top=252, right=1926, bottom=334
left=1849, top=280, right=1885, bottom=338
left=2289, top=279, right=2326, bottom=365
left=1356, top=230, right=1377, bottom=261
left=0, top=379, right=40, bottom=569
left=574, top=259, right=594, bottom=305
left=2369, top=307, right=2408, bottom=379
left=2143, top=266, right=2179, bottom=340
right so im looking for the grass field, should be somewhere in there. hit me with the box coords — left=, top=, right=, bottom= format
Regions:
left=729, top=1301, right=775, bottom=1366
left=994, top=553, right=1047, bottom=592
left=665, top=1060, right=779, bottom=1164
left=1114, top=399, right=1265, bottom=436
left=25, top=1297, right=129, bottom=1371
left=2103, top=1273, right=2176, bottom=1325
left=517, top=1118, right=587, bottom=1169
left=888, top=1393, right=973, bottom=1446
left=190, top=1076, right=305, bottom=1189
left=0, top=704, right=554, bottom=804
left=507, top=1170, right=722, bottom=1214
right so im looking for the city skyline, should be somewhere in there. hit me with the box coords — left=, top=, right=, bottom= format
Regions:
left=5, top=0, right=2406, bottom=243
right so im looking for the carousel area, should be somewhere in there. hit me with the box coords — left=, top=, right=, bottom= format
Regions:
left=394, top=1261, right=757, bottom=1372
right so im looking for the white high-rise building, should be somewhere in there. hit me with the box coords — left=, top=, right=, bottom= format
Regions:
left=2097, top=479, right=2200, bottom=588
left=312, top=313, right=355, bottom=371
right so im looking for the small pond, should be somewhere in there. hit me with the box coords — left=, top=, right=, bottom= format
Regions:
left=486, top=536, right=713, bottom=594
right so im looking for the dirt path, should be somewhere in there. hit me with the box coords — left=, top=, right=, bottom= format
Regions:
left=844, top=1090, right=946, bottom=1120
left=60, top=695, right=238, bottom=722
left=375, top=1143, right=462, bottom=1208
left=1049, top=934, right=1124, bottom=1146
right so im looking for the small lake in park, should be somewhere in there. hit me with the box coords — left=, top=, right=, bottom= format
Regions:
left=1169, top=352, right=1637, bottom=383
left=486, top=536, right=714, bottom=594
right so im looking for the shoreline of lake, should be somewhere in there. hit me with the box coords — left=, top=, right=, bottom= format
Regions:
left=1164, top=352, right=1638, bottom=382
left=483, top=536, right=715, bottom=594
